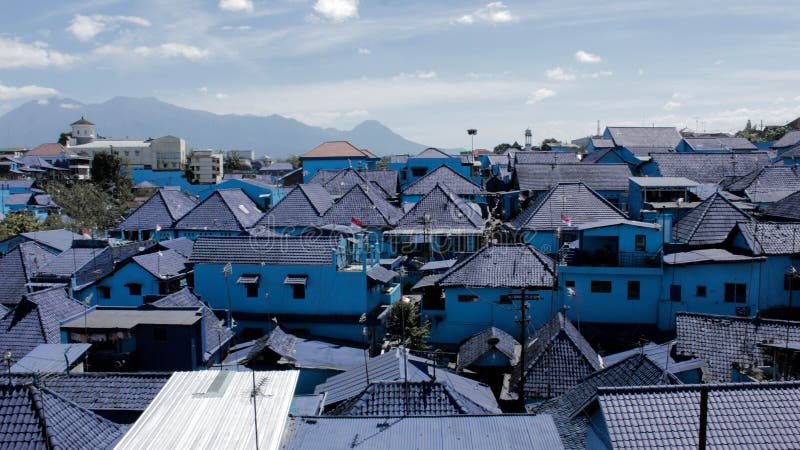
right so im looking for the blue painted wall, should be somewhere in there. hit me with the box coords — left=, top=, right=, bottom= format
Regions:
left=198, top=179, right=284, bottom=210
left=301, top=158, right=377, bottom=181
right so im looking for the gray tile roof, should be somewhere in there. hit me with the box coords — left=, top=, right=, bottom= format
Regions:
left=20, top=229, right=88, bottom=252
left=0, top=242, right=55, bottom=305
left=764, top=190, right=800, bottom=220
left=0, top=384, right=124, bottom=449
left=590, top=138, right=615, bottom=148
left=308, top=168, right=398, bottom=196
left=437, top=243, right=555, bottom=289
left=366, top=265, right=397, bottom=284
left=676, top=311, right=800, bottom=382
left=514, top=163, right=632, bottom=192
left=328, top=380, right=496, bottom=416
left=157, top=237, right=194, bottom=258
left=391, top=184, right=484, bottom=233
left=174, top=189, right=262, bottom=232
left=510, top=313, right=602, bottom=399
left=646, top=152, right=771, bottom=184
left=510, top=182, right=626, bottom=231
left=683, top=136, right=758, bottom=151
left=131, top=249, right=187, bottom=278
left=772, top=130, right=800, bottom=148
left=414, top=148, right=453, bottom=158
left=0, top=287, right=85, bottom=360
left=602, top=341, right=704, bottom=376
left=531, top=354, right=680, bottom=450
left=606, top=126, right=682, bottom=149
left=257, top=184, right=333, bottom=228
left=733, top=222, right=800, bottom=255
left=673, top=192, right=753, bottom=246
left=282, top=414, right=565, bottom=450
left=224, top=325, right=297, bottom=366
left=722, top=165, right=800, bottom=203
left=597, top=381, right=800, bottom=449
left=514, top=152, right=581, bottom=165
left=321, top=184, right=403, bottom=228
left=457, top=326, right=520, bottom=370
left=119, top=190, right=197, bottom=231
left=402, top=164, right=481, bottom=197
left=189, top=235, right=339, bottom=265
left=663, top=248, right=763, bottom=266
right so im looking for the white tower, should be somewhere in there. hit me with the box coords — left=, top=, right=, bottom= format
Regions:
left=524, top=128, right=532, bottom=151
left=70, top=117, right=96, bottom=145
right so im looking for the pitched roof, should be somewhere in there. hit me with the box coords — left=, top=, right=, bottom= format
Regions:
left=307, top=169, right=398, bottom=197
left=764, top=190, right=800, bottom=220
left=772, top=130, right=800, bottom=148
left=314, top=347, right=499, bottom=413
left=27, top=143, right=74, bottom=157
left=590, top=138, right=615, bottom=149
left=683, top=136, right=757, bottom=151
left=132, top=249, right=187, bottom=278
left=34, top=246, right=114, bottom=285
left=675, top=311, right=800, bottom=383
left=531, top=354, right=679, bottom=449
left=457, top=326, right=520, bottom=370
left=301, top=141, right=376, bottom=159
left=514, top=163, right=632, bottom=191
left=30, top=372, right=170, bottom=413
left=328, top=380, right=495, bottom=416
left=0, top=242, right=55, bottom=305
left=672, top=192, right=753, bottom=246
left=515, top=152, right=581, bottom=165
left=157, top=237, right=195, bottom=258
left=189, top=235, right=339, bottom=265
left=20, top=229, right=88, bottom=252
left=414, top=147, right=452, bottom=158
left=437, top=243, right=554, bottom=289
left=663, top=248, right=763, bottom=266
left=71, top=116, right=94, bottom=126
left=722, top=165, right=800, bottom=203
left=732, top=222, right=800, bottom=255
left=0, top=384, right=123, bottom=449
left=282, top=415, right=564, bottom=450
left=510, top=182, right=626, bottom=231
left=257, top=184, right=333, bottom=228
left=402, top=164, right=482, bottom=197
left=510, top=313, right=602, bottom=399
left=10, top=343, right=90, bottom=374
left=119, top=189, right=197, bottom=231
left=260, top=162, right=293, bottom=171
left=174, top=189, right=262, bottom=231
left=224, top=325, right=297, bottom=366
left=390, top=183, right=483, bottom=233
left=151, top=287, right=233, bottom=362
left=597, top=381, right=800, bottom=449
left=646, top=152, right=771, bottom=183
left=0, top=287, right=84, bottom=360
left=606, top=126, right=682, bottom=150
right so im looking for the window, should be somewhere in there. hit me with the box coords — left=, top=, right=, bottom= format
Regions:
left=458, top=294, right=479, bottom=303
left=498, top=294, right=511, bottom=304
left=565, top=280, right=576, bottom=288
left=785, top=274, right=800, bottom=291
left=127, top=283, right=142, bottom=296
left=724, top=283, right=747, bottom=304
left=627, top=281, right=640, bottom=300
left=696, top=285, right=707, bottom=298
left=98, top=286, right=111, bottom=299
left=670, top=284, right=682, bottom=302
left=293, top=284, right=306, bottom=299
left=411, top=167, right=427, bottom=177
left=590, top=280, right=612, bottom=293
left=635, top=234, right=647, bottom=252
left=246, top=283, right=258, bottom=298
left=153, top=327, right=167, bottom=342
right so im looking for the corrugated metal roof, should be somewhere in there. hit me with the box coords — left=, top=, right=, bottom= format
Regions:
left=61, top=308, right=202, bottom=329
left=116, top=370, right=298, bottom=450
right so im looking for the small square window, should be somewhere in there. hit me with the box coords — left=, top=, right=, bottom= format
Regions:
left=627, top=281, right=640, bottom=300
left=411, top=167, right=427, bottom=177
left=246, top=284, right=258, bottom=298
left=98, top=286, right=111, bottom=299
left=127, top=283, right=142, bottom=296
left=498, top=295, right=511, bottom=304
left=565, top=280, right=576, bottom=288
left=696, top=285, right=707, bottom=298
left=293, top=284, right=306, bottom=299
left=670, top=284, right=682, bottom=302
left=724, top=283, right=747, bottom=304
left=458, top=294, right=479, bottom=303
left=635, top=235, right=647, bottom=252
left=590, top=280, right=612, bottom=293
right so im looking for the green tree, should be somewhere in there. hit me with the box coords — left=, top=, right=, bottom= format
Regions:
left=282, top=155, right=301, bottom=169
left=385, top=301, right=430, bottom=351
left=0, top=212, right=44, bottom=240
left=42, top=213, right=67, bottom=230
left=541, top=138, right=559, bottom=152
left=223, top=154, right=246, bottom=172
left=376, top=156, right=390, bottom=170
left=58, top=132, right=72, bottom=146
left=43, top=181, right=123, bottom=231
left=493, top=143, right=511, bottom=154
left=90, top=152, right=134, bottom=206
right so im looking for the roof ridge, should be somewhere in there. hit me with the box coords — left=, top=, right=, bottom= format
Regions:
left=598, top=379, right=800, bottom=395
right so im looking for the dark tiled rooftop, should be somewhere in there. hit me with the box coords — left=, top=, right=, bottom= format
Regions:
left=764, top=190, right=800, bottom=220
left=673, top=192, right=753, bottom=246
left=132, top=249, right=187, bottom=278
left=392, top=184, right=483, bottom=232
left=606, top=126, right=682, bottom=149
left=772, top=130, right=800, bottom=148
left=175, top=189, right=262, bottom=231
left=514, top=152, right=581, bottom=165
left=457, top=326, right=520, bottom=370
left=321, top=184, right=403, bottom=228
left=157, top=237, right=195, bottom=258
left=33, top=372, right=170, bottom=413
left=437, top=243, right=554, bottom=289
left=0, top=242, right=55, bottom=305
left=514, top=163, right=632, bottom=191
left=510, top=182, right=626, bottom=231
left=189, top=235, right=339, bottom=265
left=257, top=184, right=333, bottom=228
left=119, top=189, right=196, bottom=231
left=733, top=222, right=800, bottom=255
left=402, top=164, right=481, bottom=197
left=683, top=136, right=757, bottom=151
left=647, top=152, right=771, bottom=184
left=722, top=165, right=800, bottom=203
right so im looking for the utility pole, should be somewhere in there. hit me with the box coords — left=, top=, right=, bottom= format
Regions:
left=222, top=262, right=233, bottom=329
left=509, top=289, right=541, bottom=404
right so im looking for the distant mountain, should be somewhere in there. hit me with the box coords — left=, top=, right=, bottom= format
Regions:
left=0, top=96, right=433, bottom=157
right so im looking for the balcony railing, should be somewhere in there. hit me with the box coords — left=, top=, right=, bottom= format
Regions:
left=568, top=250, right=661, bottom=268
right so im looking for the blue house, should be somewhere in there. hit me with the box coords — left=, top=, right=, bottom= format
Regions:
left=512, top=164, right=632, bottom=210
left=395, top=148, right=474, bottom=188
left=320, top=183, right=403, bottom=249
left=256, top=184, right=334, bottom=235
left=672, top=192, right=753, bottom=248
left=383, top=183, right=485, bottom=259
left=173, top=188, right=263, bottom=239
left=424, top=243, right=555, bottom=345
left=401, top=164, right=484, bottom=204
left=198, top=178, right=284, bottom=210
left=456, top=326, right=520, bottom=371
left=580, top=146, right=641, bottom=169
left=307, top=168, right=398, bottom=199
left=627, top=176, right=699, bottom=220
left=300, top=141, right=379, bottom=181
left=508, top=182, right=627, bottom=253
left=189, top=235, right=399, bottom=342
left=676, top=136, right=757, bottom=153
left=117, top=189, right=197, bottom=241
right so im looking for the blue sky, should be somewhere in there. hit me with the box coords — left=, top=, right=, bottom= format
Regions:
left=2, top=0, right=799, bottom=148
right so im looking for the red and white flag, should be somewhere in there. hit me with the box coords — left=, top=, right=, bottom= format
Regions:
left=155, top=224, right=162, bottom=232
left=561, top=213, right=572, bottom=226
left=81, top=228, right=92, bottom=239
left=518, top=192, right=527, bottom=202
left=351, top=217, right=363, bottom=227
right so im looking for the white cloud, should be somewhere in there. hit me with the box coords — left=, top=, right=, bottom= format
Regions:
left=60, top=103, right=81, bottom=109
left=392, top=70, right=437, bottom=81
left=637, top=68, right=644, bottom=76
left=457, top=2, right=514, bottom=25
left=67, top=14, right=151, bottom=41
left=344, top=109, right=369, bottom=117
left=526, top=88, right=556, bottom=105
left=585, top=70, right=612, bottom=79
left=221, top=25, right=252, bottom=31
left=215, top=93, right=230, bottom=100
left=574, top=50, right=602, bottom=64
left=357, top=47, right=371, bottom=55
left=313, top=0, right=359, bottom=22
left=0, top=82, right=58, bottom=100
left=133, top=43, right=209, bottom=61
left=199, top=86, right=209, bottom=93
left=219, top=0, right=254, bottom=12
left=466, top=72, right=490, bottom=79
left=0, top=38, right=77, bottom=69
left=714, top=59, right=725, bottom=65
left=545, top=67, right=576, bottom=81
left=795, top=95, right=800, bottom=102
left=37, top=99, right=49, bottom=105
left=663, top=100, right=681, bottom=111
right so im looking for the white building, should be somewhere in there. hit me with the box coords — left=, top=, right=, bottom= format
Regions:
left=189, top=149, right=224, bottom=184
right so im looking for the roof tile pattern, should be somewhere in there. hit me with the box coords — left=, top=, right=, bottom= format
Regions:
left=647, top=152, right=771, bottom=184
left=189, top=235, right=339, bottom=265
left=510, top=182, right=626, bottom=231
left=673, top=192, right=752, bottom=246
left=175, top=189, right=262, bottom=231
left=20, top=229, right=87, bottom=252
left=393, top=184, right=483, bottom=232
left=119, top=190, right=196, bottom=231
left=457, top=326, right=520, bottom=370
left=0, top=242, right=55, bottom=305
left=683, top=136, right=757, bottom=151
left=157, top=237, right=195, bottom=258
left=734, top=222, right=800, bottom=255
left=606, top=126, right=682, bottom=149
left=32, top=372, right=170, bottom=413
left=322, top=184, right=403, bottom=227
left=437, top=244, right=554, bottom=288
left=514, top=163, right=632, bottom=191
left=301, top=141, right=376, bottom=159
left=414, top=148, right=452, bottom=158
left=773, top=130, right=800, bottom=148
left=402, top=165, right=481, bottom=197
left=765, top=190, right=800, bottom=220
left=132, top=249, right=187, bottom=278
left=329, top=381, right=492, bottom=416
left=258, top=184, right=333, bottom=228
left=723, top=166, right=800, bottom=203
left=515, top=152, right=580, bottom=165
